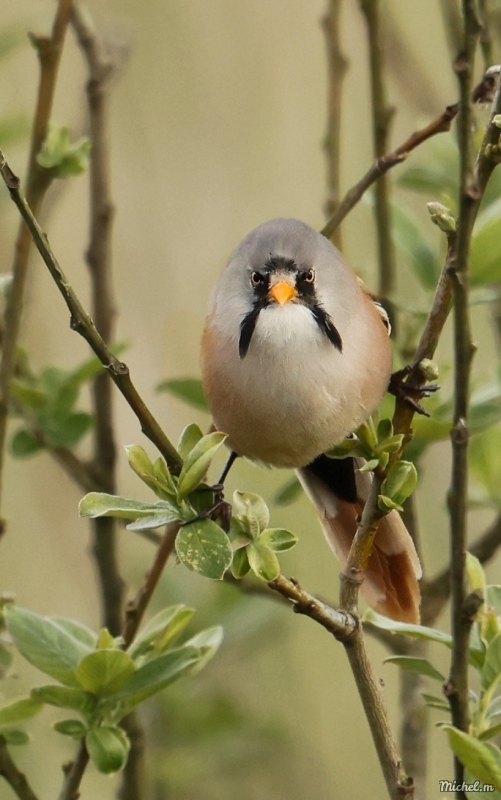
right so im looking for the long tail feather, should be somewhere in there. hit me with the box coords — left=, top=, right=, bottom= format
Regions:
left=298, top=455, right=422, bottom=623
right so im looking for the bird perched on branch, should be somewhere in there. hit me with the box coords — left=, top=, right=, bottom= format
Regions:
left=201, top=218, right=421, bottom=623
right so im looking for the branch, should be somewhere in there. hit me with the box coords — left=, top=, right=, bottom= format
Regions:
left=446, top=4, right=481, bottom=791
left=0, top=0, right=73, bottom=513
left=267, top=574, right=356, bottom=638
left=0, top=735, right=40, bottom=800
left=321, top=104, right=458, bottom=241
left=322, top=0, right=348, bottom=248
left=71, top=0, right=124, bottom=640
left=122, top=523, right=180, bottom=649
left=57, top=740, right=89, bottom=800
left=0, top=154, right=182, bottom=474
left=359, top=0, right=397, bottom=303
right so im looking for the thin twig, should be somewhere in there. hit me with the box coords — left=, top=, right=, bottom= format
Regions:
left=0, top=735, right=40, bottom=800
left=0, top=154, right=182, bottom=474
left=322, top=0, right=348, bottom=248
left=71, top=0, right=124, bottom=640
left=359, top=0, right=396, bottom=304
left=0, top=0, right=73, bottom=517
left=122, top=523, right=180, bottom=648
left=478, top=0, right=493, bottom=69
left=447, top=4, right=481, bottom=794
left=267, top=574, right=356, bottom=638
left=321, top=104, right=458, bottom=241
left=58, top=740, right=89, bottom=800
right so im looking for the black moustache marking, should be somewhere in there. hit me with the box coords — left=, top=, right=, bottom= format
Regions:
left=311, top=305, right=343, bottom=352
left=239, top=298, right=269, bottom=358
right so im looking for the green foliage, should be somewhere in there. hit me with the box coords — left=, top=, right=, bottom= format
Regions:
left=371, top=557, right=501, bottom=791
left=36, top=123, right=91, bottom=178
left=80, top=429, right=298, bottom=583
left=327, top=413, right=405, bottom=471
left=157, top=378, right=209, bottom=412
left=9, top=352, right=113, bottom=456
left=2, top=603, right=221, bottom=774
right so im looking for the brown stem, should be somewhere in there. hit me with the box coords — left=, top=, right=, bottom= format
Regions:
left=0, top=154, right=182, bottom=474
left=322, top=0, right=348, bottom=248
left=267, top=573, right=356, bottom=638
left=447, top=4, right=481, bottom=794
left=71, top=1, right=124, bottom=640
left=0, top=735, right=40, bottom=800
left=359, top=0, right=397, bottom=304
left=122, top=523, right=180, bottom=649
left=0, top=0, right=73, bottom=513
left=57, top=740, right=89, bottom=800
left=321, top=104, right=458, bottom=241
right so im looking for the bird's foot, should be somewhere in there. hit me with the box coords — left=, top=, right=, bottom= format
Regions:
left=388, top=362, right=440, bottom=417
left=183, top=483, right=232, bottom=531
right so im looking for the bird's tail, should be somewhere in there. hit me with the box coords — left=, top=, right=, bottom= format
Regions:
left=297, top=455, right=422, bottom=623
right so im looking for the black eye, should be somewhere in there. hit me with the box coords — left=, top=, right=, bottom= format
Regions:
left=251, top=271, right=265, bottom=286
left=303, top=269, right=315, bottom=283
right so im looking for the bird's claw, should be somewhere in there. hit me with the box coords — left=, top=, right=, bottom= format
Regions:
left=388, top=363, right=440, bottom=417
left=182, top=484, right=232, bottom=531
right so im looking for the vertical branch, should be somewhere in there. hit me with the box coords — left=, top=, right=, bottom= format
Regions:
left=322, top=0, right=348, bottom=249
left=70, top=1, right=124, bottom=639
left=0, top=0, right=73, bottom=515
left=446, top=2, right=481, bottom=794
left=358, top=0, right=397, bottom=306
left=478, top=0, right=493, bottom=68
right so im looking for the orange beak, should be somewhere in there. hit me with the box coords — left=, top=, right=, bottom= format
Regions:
left=268, top=281, right=297, bottom=305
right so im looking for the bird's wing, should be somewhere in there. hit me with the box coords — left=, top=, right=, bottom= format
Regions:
left=297, top=455, right=421, bottom=623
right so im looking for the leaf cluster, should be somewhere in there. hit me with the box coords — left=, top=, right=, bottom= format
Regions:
left=366, top=555, right=501, bottom=795
left=0, top=603, right=221, bottom=774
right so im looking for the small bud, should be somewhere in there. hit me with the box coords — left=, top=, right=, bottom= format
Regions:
left=427, top=202, right=456, bottom=233
left=493, top=115, right=501, bottom=129
left=418, top=358, right=440, bottom=382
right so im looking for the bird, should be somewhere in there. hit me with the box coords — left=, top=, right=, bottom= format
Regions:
left=201, top=218, right=421, bottom=623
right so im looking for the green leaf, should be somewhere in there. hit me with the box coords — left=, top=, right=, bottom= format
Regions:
left=10, top=379, right=46, bottom=409
left=445, top=727, right=501, bottom=790
left=466, top=553, right=487, bottom=597
left=231, top=546, right=250, bottom=578
left=125, top=445, right=178, bottom=501
left=96, top=629, right=116, bottom=650
left=363, top=609, right=453, bottom=646
left=51, top=618, right=98, bottom=649
left=5, top=606, right=91, bottom=687
left=479, top=721, right=501, bottom=742
left=177, top=432, right=227, bottom=500
left=10, top=429, right=43, bottom=458
left=75, top=650, right=136, bottom=696
left=247, top=542, right=280, bottom=582
left=157, top=378, right=208, bottom=411
left=0, top=641, right=13, bottom=678
left=233, top=492, right=270, bottom=534
left=2, top=730, right=30, bottom=746
left=392, top=203, right=440, bottom=289
left=112, top=646, right=202, bottom=711
left=177, top=424, right=204, bottom=461
left=78, top=492, right=177, bottom=522
left=259, top=528, right=298, bottom=552
left=488, top=587, right=501, bottom=617
left=383, top=656, right=445, bottom=682
left=482, top=634, right=501, bottom=692
left=273, top=476, right=303, bottom=505
left=175, top=519, right=232, bottom=580
left=53, top=719, right=87, bottom=739
left=380, top=461, right=418, bottom=507
left=126, top=513, right=180, bottom=531
left=471, top=199, right=501, bottom=286
left=128, top=606, right=195, bottom=662
left=183, top=626, right=223, bottom=675
left=31, top=685, right=96, bottom=716
left=470, top=429, right=501, bottom=503
left=45, top=412, right=93, bottom=447
left=422, top=693, right=450, bottom=712
left=37, top=124, right=91, bottom=178
left=86, top=726, right=130, bottom=774
left=0, top=697, right=44, bottom=729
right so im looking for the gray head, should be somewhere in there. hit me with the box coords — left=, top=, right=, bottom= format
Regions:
left=210, top=218, right=362, bottom=357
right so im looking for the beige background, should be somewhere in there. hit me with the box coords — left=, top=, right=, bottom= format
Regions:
left=0, top=1, right=496, bottom=798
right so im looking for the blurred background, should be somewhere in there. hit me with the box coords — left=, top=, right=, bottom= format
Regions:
left=0, top=1, right=500, bottom=798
